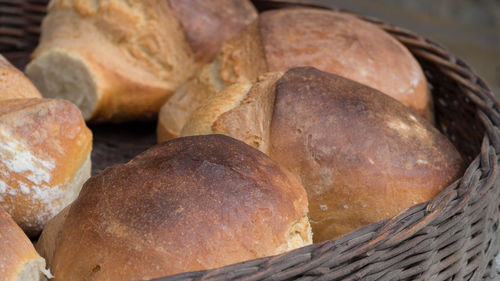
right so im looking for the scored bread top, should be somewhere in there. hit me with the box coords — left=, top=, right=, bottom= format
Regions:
left=181, top=67, right=464, bottom=242
left=157, top=7, right=434, bottom=143
left=48, top=134, right=310, bottom=280
left=27, top=0, right=257, bottom=121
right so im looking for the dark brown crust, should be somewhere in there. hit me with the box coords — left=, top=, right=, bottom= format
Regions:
left=50, top=135, right=307, bottom=280
left=259, top=8, right=433, bottom=122
left=168, top=0, right=257, bottom=63
left=269, top=67, right=463, bottom=242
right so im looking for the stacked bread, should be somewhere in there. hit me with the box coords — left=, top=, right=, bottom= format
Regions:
left=2, top=1, right=469, bottom=280
left=157, top=8, right=433, bottom=142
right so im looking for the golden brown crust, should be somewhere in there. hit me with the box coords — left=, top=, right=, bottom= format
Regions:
left=28, top=1, right=197, bottom=121
left=48, top=135, right=309, bottom=280
left=259, top=8, right=433, bottom=122
left=211, top=72, right=283, bottom=153
left=182, top=66, right=463, bottom=241
left=0, top=207, right=45, bottom=280
left=268, top=67, right=462, bottom=241
left=157, top=63, right=228, bottom=142
left=181, top=82, right=253, bottom=137
left=0, top=55, right=41, bottom=101
left=167, top=0, right=257, bottom=63
left=157, top=19, right=268, bottom=142
left=28, top=0, right=258, bottom=122
left=162, top=8, right=433, bottom=143
left=216, top=19, right=268, bottom=86
left=0, top=98, right=92, bottom=235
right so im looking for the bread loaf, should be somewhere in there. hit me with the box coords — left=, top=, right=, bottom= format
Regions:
left=158, top=8, right=432, bottom=142
left=38, top=134, right=311, bottom=280
left=0, top=98, right=92, bottom=236
left=0, top=54, right=41, bottom=101
left=26, top=0, right=257, bottom=121
left=181, top=67, right=464, bottom=242
left=0, top=206, right=51, bottom=281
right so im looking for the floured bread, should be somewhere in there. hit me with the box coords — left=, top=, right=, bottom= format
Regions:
left=0, top=98, right=92, bottom=236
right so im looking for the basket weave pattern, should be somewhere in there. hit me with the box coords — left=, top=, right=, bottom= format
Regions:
left=1, top=0, right=499, bottom=280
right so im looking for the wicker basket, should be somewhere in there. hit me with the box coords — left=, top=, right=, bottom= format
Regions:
left=1, top=0, right=500, bottom=280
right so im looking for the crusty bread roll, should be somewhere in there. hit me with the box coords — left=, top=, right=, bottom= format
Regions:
left=25, top=0, right=257, bottom=122
left=0, top=98, right=92, bottom=236
left=0, top=54, right=41, bottom=100
left=181, top=67, right=464, bottom=242
left=38, top=134, right=311, bottom=280
left=0, top=206, right=51, bottom=281
left=158, top=7, right=432, bottom=142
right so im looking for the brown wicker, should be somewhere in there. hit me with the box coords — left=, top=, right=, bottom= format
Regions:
left=1, top=0, right=499, bottom=280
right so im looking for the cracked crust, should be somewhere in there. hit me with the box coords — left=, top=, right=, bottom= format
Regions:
left=26, top=0, right=256, bottom=122
left=182, top=67, right=463, bottom=242
left=157, top=19, right=268, bottom=142
left=259, top=8, right=433, bottom=122
left=43, top=135, right=311, bottom=280
left=160, top=7, right=433, bottom=141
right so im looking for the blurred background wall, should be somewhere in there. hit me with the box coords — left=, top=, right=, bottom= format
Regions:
left=315, top=0, right=500, bottom=98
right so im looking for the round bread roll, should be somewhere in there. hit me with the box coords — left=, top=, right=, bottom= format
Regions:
left=0, top=54, right=41, bottom=101
left=158, top=7, right=432, bottom=142
left=181, top=67, right=464, bottom=242
left=0, top=98, right=92, bottom=236
left=0, top=206, right=51, bottom=281
left=38, top=134, right=311, bottom=280
left=26, top=0, right=257, bottom=121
